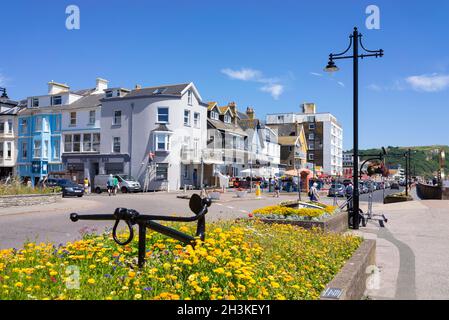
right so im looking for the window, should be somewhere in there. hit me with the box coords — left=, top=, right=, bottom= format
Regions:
left=153, top=88, right=167, bottom=94
left=184, top=110, right=190, bottom=126
left=55, top=116, right=61, bottom=131
left=211, top=111, right=219, bottom=120
left=73, top=134, right=81, bottom=152
left=32, top=98, right=39, bottom=107
left=113, top=137, right=121, bottom=153
left=309, top=123, right=315, bottom=130
left=43, top=118, right=49, bottom=132
left=155, top=134, right=170, bottom=151
left=43, top=140, right=48, bottom=159
left=194, top=112, right=200, bottom=128
left=156, top=163, right=168, bottom=181
left=224, top=114, right=231, bottom=124
left=308, top=153, right=314, bottom=161
left=308, top=143, right=315, bottom=150
left=33, top=140, right=41, bottom=158
left=89, top=110, right=96, bottom=125
left=309, top=133, right=315, bottom=140
left=105, top=91, right=113, bottom=98
left=0, top=143, right=3, bottom=158
left=278, top=115, right=284, bottom=122
left=83, top=133, right=92, bottom=151
left=93, top=133, right=100, bottom=152
left=113, top=110, right=121, bottom=126
left=0, top=122, right=4, bottom=133
left=157, top=108, right=169, bottom=123
left=22, top=141, right=27, bottom=159
left=64, top=135, right=72, bottom=152
left=20, top=119, right=28, bottom=134
left=53, top=140, right=60, bottom=159
left=70, top=112, right=76, bottom=126
left=52, top=96, right=62, bottom=105
left=7, top=120, right=12, bottom=134
left=35, top=117, right=42, bottom=131
left=187, top=90, right=193, bottom=105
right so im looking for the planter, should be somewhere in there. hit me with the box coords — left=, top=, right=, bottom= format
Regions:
left=209, top=192, right=221, bottom=200
left=320, top=239, right=376, bottom=300
left=258, top=211, right=348, bottom=234
left=0, top=192, right=62, bottom=208
left=383, top=195, right=413, bottom=204
left=235, top=191, right=247, bottom=198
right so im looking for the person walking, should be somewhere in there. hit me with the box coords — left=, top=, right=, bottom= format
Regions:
left=107, top=174, right=114, bottom=196
left=274, top=178, right=280, bottom=198
left=113, top=176, right=119, bottom=196
left=309, top=182, right=320, bottom=202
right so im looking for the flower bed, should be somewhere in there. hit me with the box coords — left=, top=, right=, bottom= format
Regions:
left=0, top=220, right=361, bottom=300
left=252, top=202, right=338, bottom=222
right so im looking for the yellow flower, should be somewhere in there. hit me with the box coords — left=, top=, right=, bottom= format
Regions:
left=49, top=270, right=58, bottom=276
left=89, top=264, right=96, bottom=269
left=134, top=294, right=142, bottom=299
left=213, top=267, right=225, bottom=274
left=270, top=281, right=280, bottom=288
left=128, top=271, right=136, bottom=278
left=87, top=278, right=96, bottom=284
left=15, top=282, right=24, bottom=288
left=182, top=259, right=192, bottom=265
left=200, top=276, right=209, bottom=282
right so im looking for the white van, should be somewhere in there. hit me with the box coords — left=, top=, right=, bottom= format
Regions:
left=93, top=174, right=142, bottom=194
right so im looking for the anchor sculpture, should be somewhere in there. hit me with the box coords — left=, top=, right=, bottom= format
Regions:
left=69, top=194, right=211, bottom=268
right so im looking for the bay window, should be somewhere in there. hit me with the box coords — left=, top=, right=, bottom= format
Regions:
left=33, top=140, right=41, bottom=158
left=155, top=133, right=170, bottom=151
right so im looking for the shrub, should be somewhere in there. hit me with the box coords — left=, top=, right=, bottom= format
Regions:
left=0, top=220, right=361, bottom=300
left=0, top=178, right=61, bottom=196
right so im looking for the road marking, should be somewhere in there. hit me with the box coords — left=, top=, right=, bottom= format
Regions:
left=216, top=203, right=223, bottom=206
left=227, top=206, right=234, bottom=209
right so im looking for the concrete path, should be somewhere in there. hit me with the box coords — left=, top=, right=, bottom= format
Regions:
left=353, top=200, right=449, bottom=300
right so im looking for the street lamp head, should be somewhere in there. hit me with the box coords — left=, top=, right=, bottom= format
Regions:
left=324, top=59, right=339, bottom=73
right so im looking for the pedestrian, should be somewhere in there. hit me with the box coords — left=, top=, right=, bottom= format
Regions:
left=274, top=178, right=280, bottom=198
left=309, top=182, right=320, bottom=202
left=345, top=182, right=354, bottom=211
left=84, top=177, right=90, bottom=194
left=107, top=174, right=114, bottom=196
left=113, top=175, right=119, bottom=196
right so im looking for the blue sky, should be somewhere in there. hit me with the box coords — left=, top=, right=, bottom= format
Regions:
left=1, top=0, right=448, bottom=150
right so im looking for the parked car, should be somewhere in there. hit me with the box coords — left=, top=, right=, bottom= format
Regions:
left=94, top=174, right=142, bottom=194
left=342, top=179, right=352, bottom=187
left=391, top=182, right=400, bottom=190
left=328, top=184, right=345, bottom=197
left=47, top=178, right=84, bottom=197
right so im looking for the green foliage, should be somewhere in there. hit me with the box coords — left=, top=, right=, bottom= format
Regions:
left=0, top=178, right=61, bottom=196
left=356, top=145, right=449, bottom=179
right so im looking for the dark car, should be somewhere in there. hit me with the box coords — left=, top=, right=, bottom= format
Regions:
left=47, top=178, right=84, bottom=197
left=390, top=182, right=400, bottom=190
left=328, top=184, right=345, bottom=197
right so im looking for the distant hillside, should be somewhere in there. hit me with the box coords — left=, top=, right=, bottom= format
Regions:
left=347, top=145, right=449, bottom=178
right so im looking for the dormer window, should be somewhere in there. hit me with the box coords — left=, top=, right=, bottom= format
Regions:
left=32, top=98, right=39, bottom=108
left=105, top=91, right=113, bottom=98
left=51, top=96, right=62, bottom=105
left=211, top=111, right=219, bottom=120
left=224, top=114, right=232, bottom=124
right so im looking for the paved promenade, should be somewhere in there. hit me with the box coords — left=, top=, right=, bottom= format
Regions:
left=354, top=199, right=449, bottom=300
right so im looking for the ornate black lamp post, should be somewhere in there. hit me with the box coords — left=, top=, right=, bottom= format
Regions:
left=324, top=27, right=384, bottom=229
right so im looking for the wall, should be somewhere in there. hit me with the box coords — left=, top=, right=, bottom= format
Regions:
left=0, top=193, right=62, bottom=208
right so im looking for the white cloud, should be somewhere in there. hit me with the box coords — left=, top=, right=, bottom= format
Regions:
left=367, top=84, right=382, bottom=91
left=310, top=72, right=323, bottom=77
left=337, top=81, right=345, bottom=87
left=221, top=68, right=262, bottom=81
left=405, top=73, right=449, bottom=92
left=221, top=67, right=285, bottom=99
left=260, top=84, right=284, bottom=100
left=0, top=73, right=7, bottom=86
